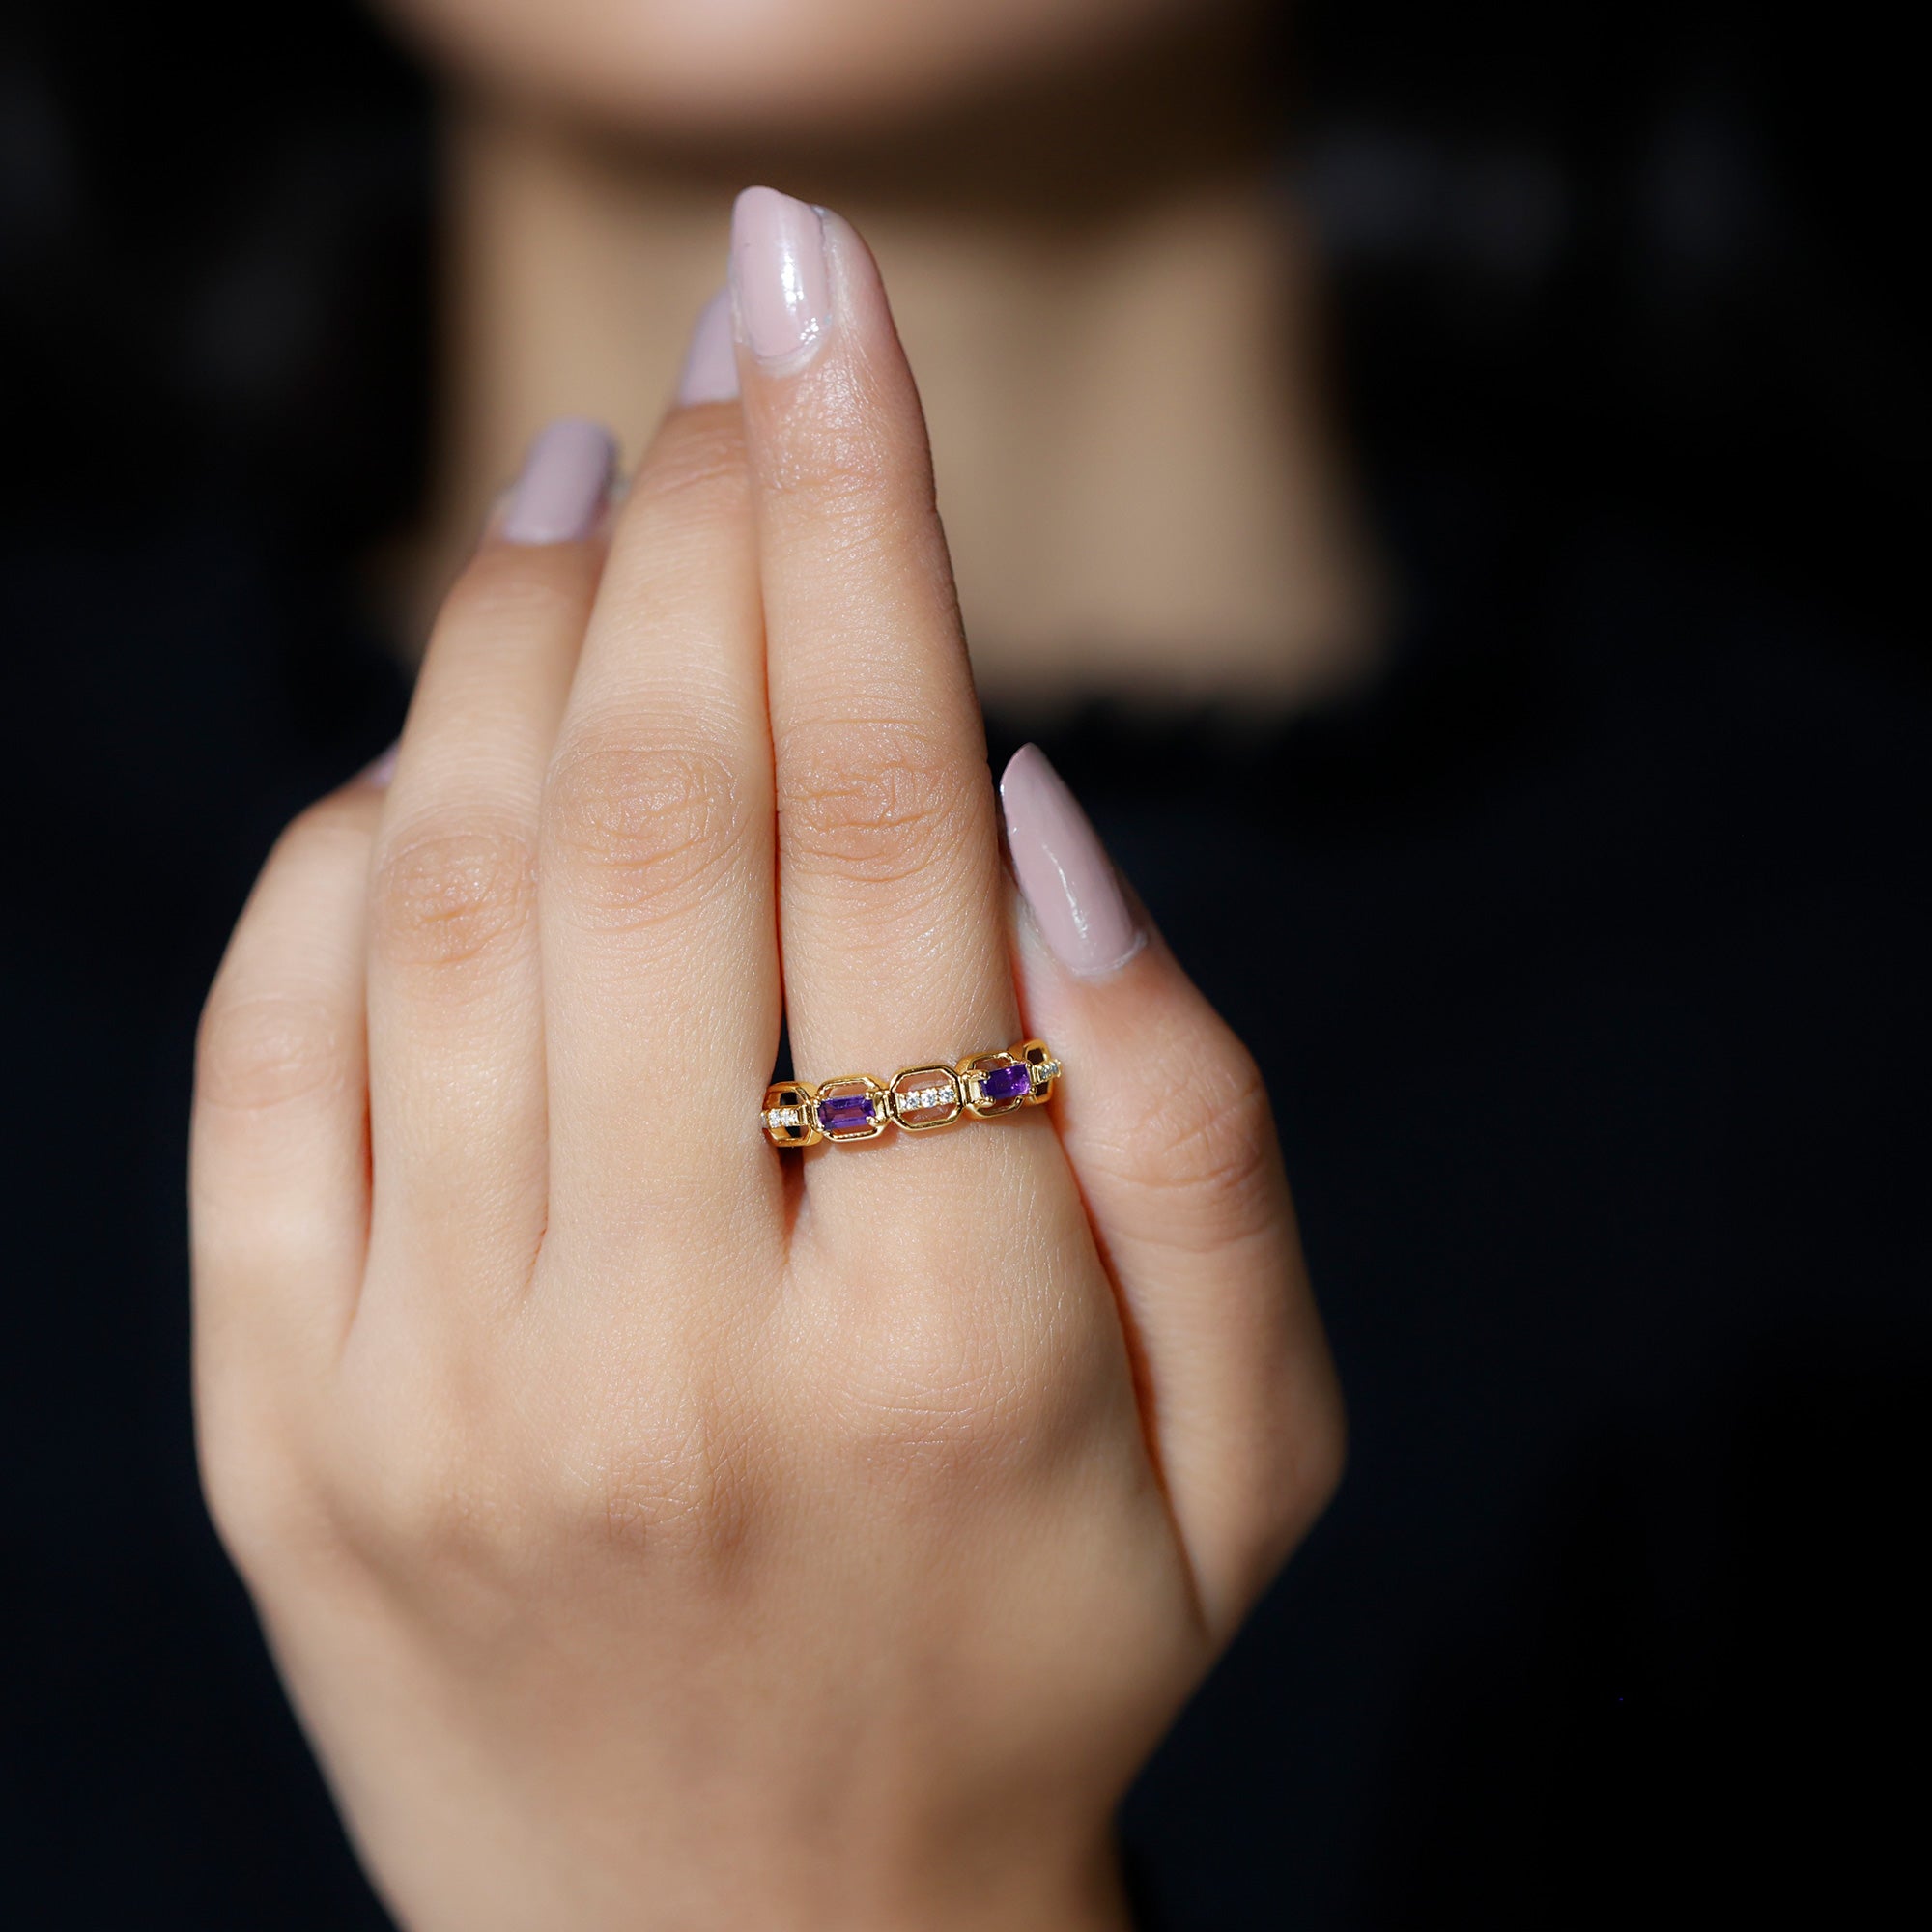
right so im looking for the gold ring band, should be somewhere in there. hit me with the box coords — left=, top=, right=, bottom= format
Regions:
left=762, top=1039, right=1061, bottom=1147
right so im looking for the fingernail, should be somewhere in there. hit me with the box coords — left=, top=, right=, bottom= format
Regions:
left=1000, top=745, right=1145, bottom=978
left=730, top=186, right=830, bottom=369
left=361, top=742, right=399, bottom=789
left=499, top=417, right=616, bottom=545
left=677, top=285, right=740, bottom=404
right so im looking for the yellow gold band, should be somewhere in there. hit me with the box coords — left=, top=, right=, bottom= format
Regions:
left=762, top=1039, right=1061, bottom=1148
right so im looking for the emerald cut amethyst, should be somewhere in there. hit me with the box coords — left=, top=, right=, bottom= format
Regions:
left=816, top=1090, right=877, bottom=1134
left=980, top=1063, right=1031, bottom=1104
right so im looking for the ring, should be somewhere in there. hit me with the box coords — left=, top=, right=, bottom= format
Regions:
left=762, top=1040, right=1061, bottom=1147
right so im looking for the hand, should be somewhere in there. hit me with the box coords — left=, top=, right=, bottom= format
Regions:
left=191, top=188, right=1343, bottom=1932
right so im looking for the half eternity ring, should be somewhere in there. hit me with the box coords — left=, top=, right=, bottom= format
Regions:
left=762, top=1040, right=1061, bottom=1148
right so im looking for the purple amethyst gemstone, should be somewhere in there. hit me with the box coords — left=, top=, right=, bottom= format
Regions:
left=816, top=1090, right=877, bottom=1134
left=980, top=1063, right=1031, bottom=1103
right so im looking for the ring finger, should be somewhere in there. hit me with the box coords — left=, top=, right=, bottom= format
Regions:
left=365, top=419, right=614, bottom=1306
left=732, top=191, right=1022, bottom=1141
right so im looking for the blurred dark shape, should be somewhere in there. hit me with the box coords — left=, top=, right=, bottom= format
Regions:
left=0, top=2, right=430, bottom=550
left=3, top=0, right=1923, bottom=646
left=1296, top=1, right=1927, bottom=661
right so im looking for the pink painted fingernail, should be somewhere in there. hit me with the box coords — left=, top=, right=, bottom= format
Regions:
left=730, top=186, right=830, bottom=369
left=499, top=417, right=616, bottom=544
left=677, top=285, right=739, bottom=405
left=362, top=742, right=399, bottom=789
left=1000, top=745, right=1145, bottom=978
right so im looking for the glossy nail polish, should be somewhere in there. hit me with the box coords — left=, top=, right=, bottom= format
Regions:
left=730, top=186, right=831, bottom=368
left=1000, top=745, right=1146, bottom=978
left=677, top=286, right=739, bottom=405
left=499, top=417, right=616, bottom=545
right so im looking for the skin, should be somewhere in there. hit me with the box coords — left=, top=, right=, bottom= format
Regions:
left=194, top=207, right=1344, bottom=1927
left=384, top=0, right=1378, bottom=708
left=384, top=0, right=1249, bottom=137
left=196, top=5, right=1350, bottom=1924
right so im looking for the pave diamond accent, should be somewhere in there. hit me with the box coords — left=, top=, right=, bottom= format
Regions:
left=890, top=1065, right=962, bottom=1130
left=760, top=1082, right=821, bottom=1146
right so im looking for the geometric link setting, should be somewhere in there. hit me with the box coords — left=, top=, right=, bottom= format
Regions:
left=762, top=1039, right=1062, bottom=1149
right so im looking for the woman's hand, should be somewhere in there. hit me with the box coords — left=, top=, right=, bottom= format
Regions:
left=190, top=188, right=1343, bottom=1932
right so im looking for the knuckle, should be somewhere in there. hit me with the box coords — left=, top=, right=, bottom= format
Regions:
left=197, top=988, right=350, bottom=1115
left=848, top=1385, right=1031, bottom=1487
left=197, top=1395, right=325, bottom=1584
left=326, top=1420, right=513, bottom=1600
left=622, top=419, right=748, bottom=526
left=773, top=455, right=896, bottom=534
left=1246, top=1377, right=1349, bottom=1599
left=779, top=721, right=977, bottom=890
left=838, top=1293, right=1093, bottom=1492
left=371, top=819, right=536, bottom=971
left=545, top=729, right=751, bottom=928
left=438, top=544, right=591, bottom=639
left=573, top=1393, right=761, bottom=1568
left=764, top=391, right=927, bottom=519
left=1095, top=1037, right=1279, bottom=1248
left=287, top=790, right=375, bottom=844
left=368, top=1387, right=757, bottom=1582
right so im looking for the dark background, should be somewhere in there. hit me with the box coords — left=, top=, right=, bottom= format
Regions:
left=2, top=2, right=1925, bottom=1925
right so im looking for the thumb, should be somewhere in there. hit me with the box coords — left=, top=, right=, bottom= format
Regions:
left=999, top=745, right=1346, bottom=1637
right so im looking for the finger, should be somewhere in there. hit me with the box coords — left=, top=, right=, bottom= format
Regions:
left=732, top=188, right=1018, bottom=1098
left=539, top=319, right=782, bottom=1256
left=192, top=776, right=384, bottom=1373
left=366, top=418, right=614, bottom=1302
left=1000, top=745, right=1347, bottom=1637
